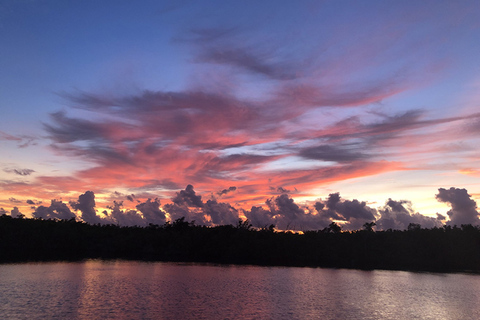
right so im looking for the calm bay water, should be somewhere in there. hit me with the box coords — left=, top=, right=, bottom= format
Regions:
left=1, top=261, right=480, bottom=319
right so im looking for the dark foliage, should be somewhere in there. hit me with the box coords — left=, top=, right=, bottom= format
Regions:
left=1, top=214, right=480, bottom=273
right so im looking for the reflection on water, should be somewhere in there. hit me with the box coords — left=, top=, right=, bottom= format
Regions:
left=1, top=261, right=480, bottom=319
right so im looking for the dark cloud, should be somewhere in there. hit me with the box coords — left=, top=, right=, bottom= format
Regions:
left=9, top=197, right=22, bottom=203
left=217, top=186, right=237, bottom=196
left=32, top=200, right=76, bottom=220
left=245, top=194, right=331, bottom=231
left=376, top=199, right=442, bottom=230
left=10, top=207, right=22, bottom=218
left=313, top=193, right=377, bottom=230
left=13, top=186, right=480, bottom=231
left=334, top=199, right=377, bottom=230
left=163, top=202, right=206, bottom=225
left=172, top=185, right=203, bottom=208
left=44, top=111, right=107, bottom=143
left=243, top=205, right=276, bottom=229
left=166, top=185, right=239, bottom=226
left=126, top=194, right=136, bottom=202
left=204, top=199, right=239, bottom=226
left=0, top=207, right=23, bottom=218
left=436, top=187, right=480, bottom=226
left=3, top=168, right=35, bottom=176
left=273, top=186, right=290, bottom=194
left=136, top=198, right=166, bottom=226
left=109, top=201, right=146, bottom=227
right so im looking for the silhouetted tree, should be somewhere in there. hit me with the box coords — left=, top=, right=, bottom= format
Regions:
left=363, top=222, right=376, bottom=232
left=328, top=222, right=342, bottom=233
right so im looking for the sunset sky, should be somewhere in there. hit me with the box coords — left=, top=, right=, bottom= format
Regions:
left=1, top=0, right=480, bottom=230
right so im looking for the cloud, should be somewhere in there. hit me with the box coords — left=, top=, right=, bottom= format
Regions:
left=44, top=111, right=110, bottom=144
left=108, top=201, right=146, bottom=227
left=24, top=6, right=480, bottom=211
left=32, top=199, right=76, bottom=220
left=243, top=205, right=276, bottom=229
left=204, top=199, right=239, bottom=226
left=10, top=207, right=22, bottom=218
left=3, top=168, right=35, bottom=176
left=136, top=198, right=166, bottom=226
left=312, top=193, right=377, bottom=230
left=299, top=144, right=368, bottom=163
left=0, top=206, right=23, bottom=218
left=9, top=197, right=22, bottom=203
left=376, top=199, right=443, bottom=230
left=193, top=33, right=298, bottom=80
left=0, top=131, right=36, bottom=148
left=244, top=194, right=331, bottom=231
left=217, top=186, right=237, bottom=196
left=436, top=187, right=480, bottom=226
left=70, top=191, right=103, bottom=225
left=274, top=186, right=291, bottom=194
left=172, top=185, right=203, bottom=208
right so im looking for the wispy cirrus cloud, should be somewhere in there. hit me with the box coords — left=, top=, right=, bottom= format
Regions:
left=3, top=168, right=35, bottom=176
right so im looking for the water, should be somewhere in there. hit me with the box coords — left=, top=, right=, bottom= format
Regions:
left=1, top=261, right=480, bottom=319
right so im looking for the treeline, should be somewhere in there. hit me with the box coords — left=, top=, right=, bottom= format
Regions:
left=1, top=214, right=480, bottom=273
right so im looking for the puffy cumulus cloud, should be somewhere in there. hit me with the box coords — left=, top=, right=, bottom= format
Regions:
left=10, top=207, right=23, bottom=218
left=0, top=207, right=23, bottom=218
left=272, top=194, right=326, bottom=230
left=164, top=185, right=236, bottom=225
left=244, top=194, right=330, bottom=231
left=376, top=199, right=442, bottom=230
left=163, top=202, right=200, bottom=224
left=204, top=199, right=239, bottom=226
left=70, top=191, right=103, bottom=225
left=108, top=201, right=146, bottom=227
left=243, top=206, right=276, bottom=229
left=172, top=185, right=203, bottom=208
left=32, top=200, right=76, bottom=220
left=161, top=186, right=204, bottom=223
left=436, top=213, right=446, bottom=221
left=136, top=198, right=166, bottom=226
left=313, top=193, right=377, bottom=230
left=9, top=186, right=480, bottom=231
left=436, top=187, right=480, bottom=226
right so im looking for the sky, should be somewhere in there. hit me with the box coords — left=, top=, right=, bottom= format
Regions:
left=1, top=0, right=480, bottom=230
